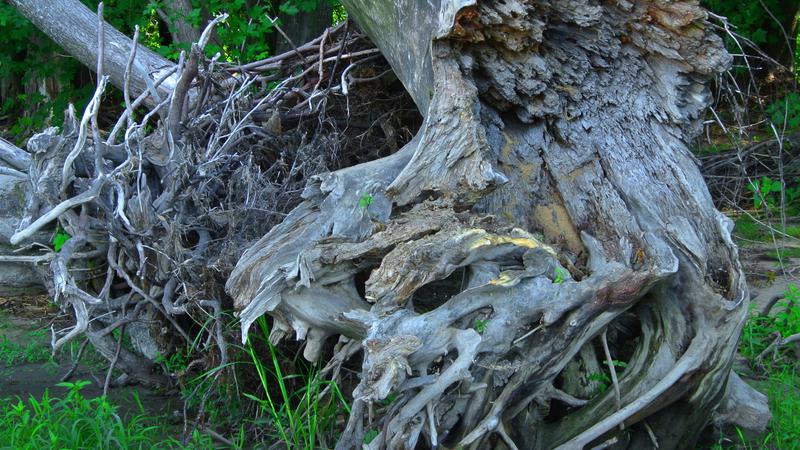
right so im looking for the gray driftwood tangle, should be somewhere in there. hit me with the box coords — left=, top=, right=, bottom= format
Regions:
left=227, top=0, right=769, bottom=448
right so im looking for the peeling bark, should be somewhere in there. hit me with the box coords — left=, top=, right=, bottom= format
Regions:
left=228, top=0, right=766, bottom=448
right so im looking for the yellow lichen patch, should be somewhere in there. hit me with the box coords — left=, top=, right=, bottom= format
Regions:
left=647, top=2, right=705, bottom=31
left=500, top=130, right=515, bottom=160
left=517, top=163, right=536, bottom=181
left=488, top=272, right=520, bottom=287
left=464, top=228, right=556, bottom=255
left=533, top=204, right=583, bottom=255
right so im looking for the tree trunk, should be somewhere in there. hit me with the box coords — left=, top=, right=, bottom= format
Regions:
left=227, top=1, right=769, bottom=449
left=160, top=0, right=201, bottom=45
left=273, top=2, right=335, bottom=55
left=9, top=0, right=178, bottom=105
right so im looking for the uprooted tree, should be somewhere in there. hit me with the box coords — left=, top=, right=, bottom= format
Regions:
left=1, top=0, right=774, bottom=448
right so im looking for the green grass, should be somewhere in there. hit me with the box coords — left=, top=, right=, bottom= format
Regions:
left=784, top=226, right=800, bottom=239
left=765, top=246, right=800, bottom=261
left=246, top=316, right=350, bottom=448
left=0, top=381, right=215, bottom=449
left=728, top=284, right=800, bottom=449
left=762, top=367, right=800, bottom=448
left=733, top=216, right=800, bottom=246
left=694, top=142, right=733, bottom=156
left=0, top=328, right=51, bottom=366
left=734, top=216, right=771, bottom=242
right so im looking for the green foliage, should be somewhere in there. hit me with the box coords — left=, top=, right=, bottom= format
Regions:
left=766, top=92, right=800, bottom=131
left=0, top=3, right=93, bottom=139
left=0, top=0, right=342, bottom=140
left=0, top=381, right=213, bottom=449
left=785, top=226, right=800, bottom=239
left=730, top=284, right=800, bottom=449
left=144, top=0, right=278, bottom=62
left=603, top=359, right=628, bottom=369
left=587, top=372, right=610, bottom=394
left=0, top=329, right=51, bottom=366
left=331, top=2, right=348, bottom=24
left=701, top=0, right=795, bottom=49
left=51, top=226, right=71, bottom=253
left=733, top=216, right=769, bottom=242
left=761, top=367, right=800, bottom=448
left=747, top=176, right=782, bottom=210
left=379, top=393, right=398, bottom=407
left=474, top=318, right=489, bottom=334
left=745, top=176, right=800, bottom=214
left=766, top=246, right=800, bottom=261
left=246, top=316, right=350, bottom=448
left=740, top=285, right=800, bottom=361
left=774, top=286, right=800, bottom=336
left=358, top=192, right=374, bottom=210
left=363, top=429, right=379, bottom=444
left=156, top=347, right=190, bottom=376
left=553, top=267, right=567, bottom=284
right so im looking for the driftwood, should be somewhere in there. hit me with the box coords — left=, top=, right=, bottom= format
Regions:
left=2, top=0, right=773, bottom=449
left=3, top=0, right=412, bottom=389
left=227, top=1, right=770, bottom=449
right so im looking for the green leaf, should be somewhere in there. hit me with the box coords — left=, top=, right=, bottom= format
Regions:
left=553, top=267, right=567, bottom=284
left=364, top=429, right=379, bottom=444
left=474, top=318, right=489, bottom=334
left=358, top=193, right=374, bottom=210
left=52, top=227, right=71, bottom=252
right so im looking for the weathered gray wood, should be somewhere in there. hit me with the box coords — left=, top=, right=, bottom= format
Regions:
left=0, top=137, right=31, bottom=171
left=228, top=1, right=762, bottom=449
left=10, top=0, right=177, bottom=106
left=0, top=172, right=46, bottom=295
left=713, top=372, right=771, bottom=434
left=0, top=135, right=45, bottom=295
left=339, top=0, right=457, bottom=115
left=5, top=0, right=766, bottom=447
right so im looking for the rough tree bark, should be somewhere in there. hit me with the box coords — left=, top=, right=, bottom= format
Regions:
left=0, top=138, right=46, bottom=295
left=158, top=0, right=201, bottom=45
left=225, top=1, right=770, bottom=449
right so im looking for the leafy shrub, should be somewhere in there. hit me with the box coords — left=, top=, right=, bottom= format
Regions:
left=740, top=286, right=800, bottom=360
left=766, top=92, right=800, bottom=131
left=701, top=0, right=796, bottom=49
left=746, top=176, right=800, bottom=214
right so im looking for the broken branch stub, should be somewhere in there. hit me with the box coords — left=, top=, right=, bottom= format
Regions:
left=228, top=0, right=768, bottom=448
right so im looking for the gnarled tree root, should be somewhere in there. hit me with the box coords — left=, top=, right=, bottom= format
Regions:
left=228, top=0, right=770, bottom=448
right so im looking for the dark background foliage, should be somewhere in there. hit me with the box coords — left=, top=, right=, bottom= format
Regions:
left=0, top=0, right=344, bottom=139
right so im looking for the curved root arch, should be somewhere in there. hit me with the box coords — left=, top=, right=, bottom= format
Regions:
left=228, top=0, right=766, bottom=448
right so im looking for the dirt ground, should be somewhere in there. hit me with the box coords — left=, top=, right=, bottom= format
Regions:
left=739, top=241, right=800, bottom=314
left=0, top=295, right=179, bottom=419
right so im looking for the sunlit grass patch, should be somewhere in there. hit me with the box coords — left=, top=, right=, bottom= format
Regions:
left=0, top=381, right=214, bottom=449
